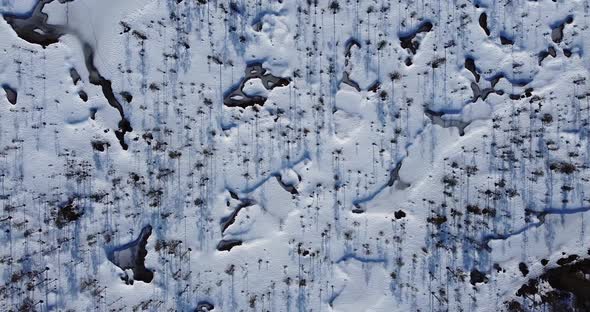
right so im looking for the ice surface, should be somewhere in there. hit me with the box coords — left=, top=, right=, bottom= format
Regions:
left=1, top=0, right=590, bottom=311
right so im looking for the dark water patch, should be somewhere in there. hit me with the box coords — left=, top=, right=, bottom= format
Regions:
left=340, top=71, right=360, bottom=92
left=220, top=198, right=255, bottom=233
left=367, top=80, right=381, bottom=92
left=2, top=84, right=17, bottom=105
left=82, top=42, right=132, bottom=149
left=490, top=74, right=503, bottom=88
left=500, top=33, right=514, bottom=45
left=508, top=94, right=522, bottom=100
left=539, top=46, right=557, bottom=65
left=479, top=12, right=490, bottom=36
left=344, top=38, right=361, bottom=58
left=470, top=82, right=496, bottom=103
left=224, top=93, right=266, bottom=108
left=486, top=72, right=532, bottom=90
left=89, top=107, right=97, bottom=120
left=550, top=16, right=572, bottom=44
left=387, top=160, right=409, bottom=189
left=274, top=175, right=299, bottom=195
left=224, top=62, right=290, bottom=108
left=351, top=205, right=365, bottom=214
left=115, top=119, right=132, bottom=150
left=107, top=225, right=153, bottom=284
left=519, top=262, right=529, bottom=277
left=464, top=57, right=480, bottom=82
left=399, top=20, right=433, bottom=55
left=69, top=67, right=81, bottom=85
left=216, top=239, right=242, bottom=251
left=538, top=50, right=550, bottom=65
left=228, top=190, right=239, bottom=200
left=4, top=1, right=132, bottom=149
left=551, top=24, right=564, bottom=43
left=2, top=0, right=64, bottom=48
left=78, top=90, right=88, bottom=102
left=424, top=108, right=470, bottom=136
left=387, top=161, right=402, bottom=187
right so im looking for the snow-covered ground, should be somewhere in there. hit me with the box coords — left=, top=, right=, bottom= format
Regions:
left=1, top=0, right=590, bottom=311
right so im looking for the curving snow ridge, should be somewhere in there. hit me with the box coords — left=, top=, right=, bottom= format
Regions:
left=1, top=0, right=590, bottom=311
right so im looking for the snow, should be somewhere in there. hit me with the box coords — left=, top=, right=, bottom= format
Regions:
left=1, top=0, right=590, bottom=311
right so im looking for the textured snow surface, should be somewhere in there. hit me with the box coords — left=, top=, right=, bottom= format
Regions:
left=1, top=0, right=590, bottom=311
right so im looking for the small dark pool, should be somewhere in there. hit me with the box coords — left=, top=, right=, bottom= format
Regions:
left=106, top=225, right=153, bottom=284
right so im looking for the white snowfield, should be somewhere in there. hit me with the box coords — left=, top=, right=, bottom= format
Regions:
left=0, top=0, right=589, bottom=311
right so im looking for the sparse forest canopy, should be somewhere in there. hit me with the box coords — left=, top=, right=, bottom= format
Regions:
left=0, top=0, right=589, bottom=311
